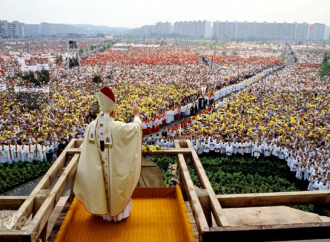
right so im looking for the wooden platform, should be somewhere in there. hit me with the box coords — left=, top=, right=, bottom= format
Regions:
left=53, top=187, right=194, bottom=242
left=223, top=206, right=330, bottom=227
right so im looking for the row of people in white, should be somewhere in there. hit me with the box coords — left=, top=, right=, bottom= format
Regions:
left=189, top=137, right=330, bottom=191
left=0, top=143, right=54, bottom=163
left=143, top=138, right=176, bottom=149
left=192, top=139, right=276, bottom=157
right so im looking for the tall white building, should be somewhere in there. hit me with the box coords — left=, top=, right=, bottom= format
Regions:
left=174, top=20, right=212, bottom=38
left=308, top=23, right=326, bottom=41
left=324, top=26, right=330, bottom=41
left=0, top=20, right=25, bottom=38
left=0, top=20, right=10, bottom=38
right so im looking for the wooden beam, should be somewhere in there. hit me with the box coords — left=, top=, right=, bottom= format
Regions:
left=9, top=139, right=76, bottom=230
left=195, top=187, right=212, bottom=227
left=142, top=148, right=192, bottom=156
left=74, top=139, right=83, bottom=148
left=174, top=141, right=209, bottom=236
left=216, top=190, right=330, bottom=208
left=46, top=196, right=70, bottom=240
left=65, top=148, right=82, bottom=155
left=22, top=154, right=79, bottom=242
left=0, top=196, right=28, bottom=210
left=186, top=140, right=229, bottom=227
left=179, top=140, right=188, bottom=148
left=32, top=189, right=50, bottom=242
left=204, top=223, right=330, bottom=241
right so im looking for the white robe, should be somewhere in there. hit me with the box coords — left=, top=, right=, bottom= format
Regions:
left=74, top=115, right=142, bottom=218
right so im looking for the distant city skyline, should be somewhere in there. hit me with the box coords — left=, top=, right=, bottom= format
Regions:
left=0, top=0, right=330, bottom=28
left=1, top=19, right=329, bottom=42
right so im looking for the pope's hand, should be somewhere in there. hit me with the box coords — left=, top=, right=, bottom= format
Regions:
left=132, top=103, right=139, bottom=116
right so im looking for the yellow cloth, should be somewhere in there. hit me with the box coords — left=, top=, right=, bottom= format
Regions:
left=74, top=118, right=142, bottom=216
left=55, top=187, right=194, bottom=242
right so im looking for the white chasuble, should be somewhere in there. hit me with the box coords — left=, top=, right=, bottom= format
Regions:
left=74, top=116, right=142, bottom=216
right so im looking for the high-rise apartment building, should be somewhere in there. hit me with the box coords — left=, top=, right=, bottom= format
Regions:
left=26, top=24, right=41, bottom=36
left=213, top=21, right=325, bottom=41
left=308, top=23, right=326, bottom=41
left=0, top=20, right=25, bottom=38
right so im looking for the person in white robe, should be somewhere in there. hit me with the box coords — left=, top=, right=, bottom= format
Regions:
left=243, top=140, right=250, bottom=154
left=272, top=143, right=280, bottom=157
left=226, top=142, right=233, bottom=156
left=0, top=143, right=7, bottom=163
left=12, top=142, right=22, bottom=163
left=74, top=86, right=142, bottom=222
left=232, top=141, right=238, bottom=155
left=320, top=179, right=329, bottom=190
left=4, top=143, right=12, bottom=163
left=264, top=142, right=272, bottom=157
left=295, top=163, right=305, bottom=180
left=209, top=138, right=215, bottom=156
left=197, top=141, right=203, bottom=156
left=253, top=144, right=262, bottom=159
left=313, top=177, right=323, bottom=190
left=220, top=140, right=226, bottom=154
left=26, top=142, right=34, bottom=162
left=40, top=143, right=47, bottom=161
left=203, top=141, right=210, bottom=156
left=238, top=141, right=244, bottom=155
left=34, top=142, right=43, bottom=162
left=214, top=140, right=221, bottom=154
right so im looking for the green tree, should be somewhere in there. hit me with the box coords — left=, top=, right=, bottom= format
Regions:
left=319, top=53, right=330, bottom=77
left=56, top=54, right=63, bottom=62
left=92, top=75, right=103, bottom=83
left=36, top=69, right=50, bottom=86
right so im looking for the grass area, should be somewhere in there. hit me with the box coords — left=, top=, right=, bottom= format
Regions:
left=0, top=161, right=52, bottom=194
left=149, top=155, right=321, bottom=213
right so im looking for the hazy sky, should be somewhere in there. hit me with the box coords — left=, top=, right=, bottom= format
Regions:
left=1, top=0, right=329, bottom=28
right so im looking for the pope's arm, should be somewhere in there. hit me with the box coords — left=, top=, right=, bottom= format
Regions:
left=113, top=116, right=142, bottom=141
left=133, top=116, right=142, bottom=125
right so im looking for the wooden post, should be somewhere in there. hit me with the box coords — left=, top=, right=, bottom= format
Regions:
left=174, top=140, right=210, bottom=237
left=179, top=168, right=188, bottom=201
left=186, top=140, right=229, bottom=227
left=33, top=189, right=50, bottom=242
left=175, top=141, right=188, bottom=201
left=69, top=171, right=77, bottom=202
left=195, top=187, right=212, bottom=227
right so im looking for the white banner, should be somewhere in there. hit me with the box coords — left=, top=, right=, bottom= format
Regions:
left=14, top=86, right=50, bottom=93
left=0, top=84, right=6, bottom=92
left=21, top=64, right=49, bottom=72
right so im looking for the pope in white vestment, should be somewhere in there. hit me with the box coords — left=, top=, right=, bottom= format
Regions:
left=74, top=86, right=142, bottom=222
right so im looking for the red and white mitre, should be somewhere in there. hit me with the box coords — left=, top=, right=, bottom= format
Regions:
left=96, top=86, right=116, bottom=113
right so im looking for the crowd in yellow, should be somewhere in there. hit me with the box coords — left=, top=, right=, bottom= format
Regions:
left=0, top=42, right=278, bottom=163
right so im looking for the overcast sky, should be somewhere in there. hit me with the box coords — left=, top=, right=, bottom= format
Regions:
left=1, top=0, right=329, bottom=28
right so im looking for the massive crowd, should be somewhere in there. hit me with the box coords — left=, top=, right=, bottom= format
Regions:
left=0, top=39, right=329, bottom=191
left=0, top=41, right=280, bottom=162
left=148, top=65, right=330, bottom=191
